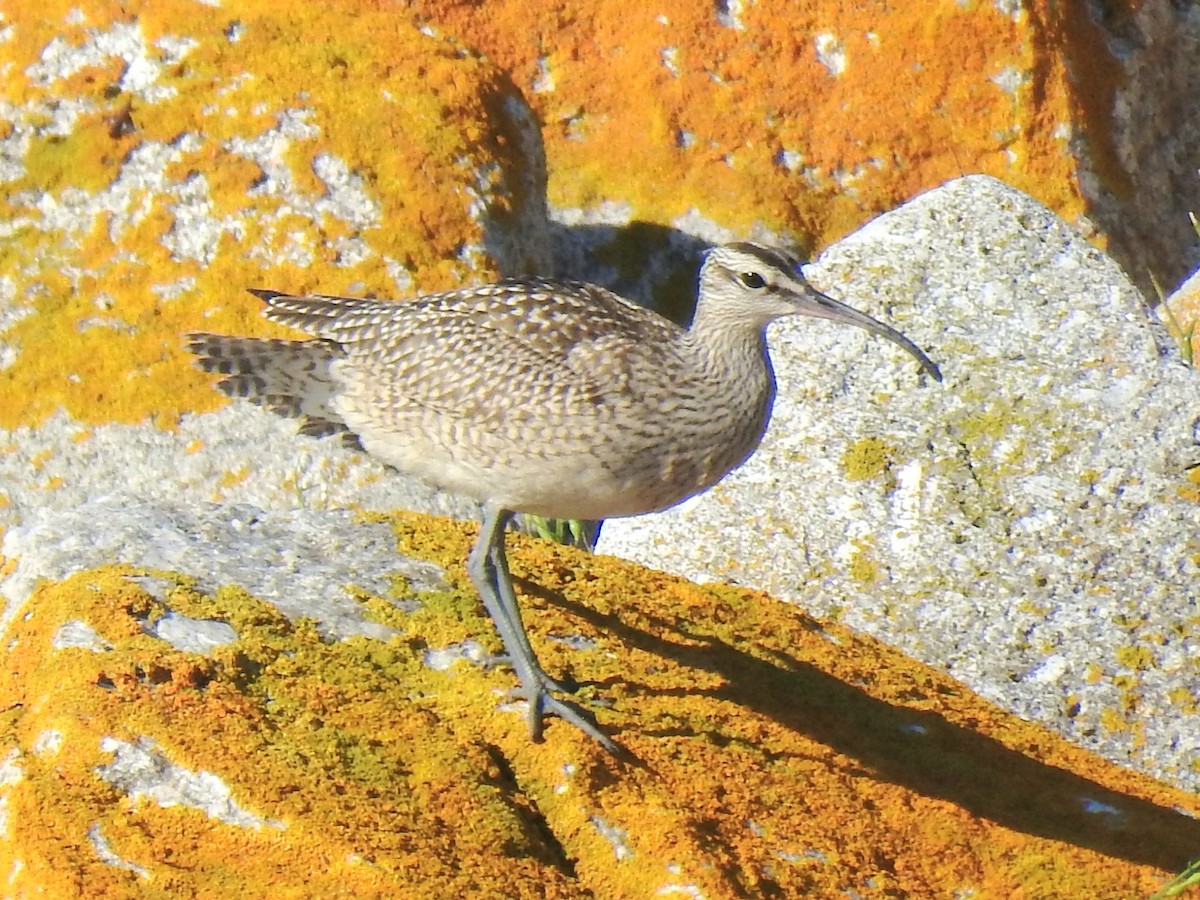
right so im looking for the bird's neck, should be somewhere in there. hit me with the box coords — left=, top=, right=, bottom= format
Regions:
left=677, top=313, right=775, bottom=394
left=673, top=315, right=778, bottom=463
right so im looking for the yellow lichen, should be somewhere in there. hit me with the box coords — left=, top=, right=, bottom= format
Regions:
left=1168, top=687, right=1199, bottom=715
left=0, top=0, right=533, bottom=431
left=217, top=466, right=250, bottom=490
left=841, top=436, right=894, bottom=481
left=1114, top=645, right=1155, bottom=672
left=846, top=543, right=880, bottom=584
left=1099, top=708, right=1128, bottom=734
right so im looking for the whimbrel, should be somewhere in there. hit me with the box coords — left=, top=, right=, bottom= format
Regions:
left=187, top=242, right=941, bottom=752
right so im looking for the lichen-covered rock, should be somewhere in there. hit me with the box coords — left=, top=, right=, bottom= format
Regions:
left=410, top=0, right=1200, bottom=297
left=2, top=519, right=1199, bottom=896
left=0, top=0, right=549, bottom=430
left=3, top=3, right=1200, bottom=895
left=600, top=175, right=1200, bottom=795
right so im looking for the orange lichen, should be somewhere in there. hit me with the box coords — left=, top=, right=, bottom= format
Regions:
left=0, top=0, right=1143, bottom=438
left=1, top=563, right=584, bottom=897
left=2, top=510, right=1199, bottom=894
left=0, top=0, right=539, bottom=431
left=1177, top=464, right=1200, bottom=503
left=409, top=0, right=1106, bottom=255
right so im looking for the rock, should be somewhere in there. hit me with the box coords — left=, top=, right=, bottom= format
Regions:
left=0, top=1, right=549, bottom=431
left=412, top=0, right=1200, bottom=297
left=2, top=500, right=446, bottom=641
left=2, top=530, right=1199, bottom=896
left=3, top=3, right=1200, bottom=892
left=599, top=175, right=1200, bottom=793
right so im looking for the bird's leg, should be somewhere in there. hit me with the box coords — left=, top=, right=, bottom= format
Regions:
left=467, top=506, right=530, bottom=672
left=466, top=504, right=619, bottom=753
left=486, top=522, right=576, bottom=694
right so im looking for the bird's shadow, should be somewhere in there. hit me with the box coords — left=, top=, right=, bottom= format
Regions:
left=482, top=76, right=724, bottom=328
left=517, top=576, right=1200, bottom=873
left=543, top=220, right=712, bottom=326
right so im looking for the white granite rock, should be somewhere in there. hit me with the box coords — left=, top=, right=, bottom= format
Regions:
left=0, top=401, right=466, bottom=640
left=598, top=175, right=1200, bottom=792
left=2, top=500, right=447, bottom=642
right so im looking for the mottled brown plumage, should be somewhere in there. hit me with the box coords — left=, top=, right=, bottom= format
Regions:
left=187, top=241, right=940, bottom=752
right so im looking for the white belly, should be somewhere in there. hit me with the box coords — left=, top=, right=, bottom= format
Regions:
left=358, top=424, right=757, bottom=520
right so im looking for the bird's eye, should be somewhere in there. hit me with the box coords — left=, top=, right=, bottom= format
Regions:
left=739, top=272, right=766, bottom=289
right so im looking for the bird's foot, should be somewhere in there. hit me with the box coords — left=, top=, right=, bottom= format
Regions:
left=506, top=671, right=621, bottom=755
left=484, top=654, right=577, bottom=694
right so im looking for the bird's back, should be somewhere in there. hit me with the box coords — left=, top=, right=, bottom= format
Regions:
left=257, top=279, right=689, bottom=435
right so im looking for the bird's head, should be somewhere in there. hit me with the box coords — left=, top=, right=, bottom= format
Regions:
left=698, top=242, right=942, bottom=381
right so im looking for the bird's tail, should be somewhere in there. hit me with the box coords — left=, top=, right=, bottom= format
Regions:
left=185, top=333, right=353, bottom=442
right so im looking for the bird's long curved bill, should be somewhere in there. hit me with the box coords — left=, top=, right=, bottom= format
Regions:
left=799, top=288, right=942, bottom=382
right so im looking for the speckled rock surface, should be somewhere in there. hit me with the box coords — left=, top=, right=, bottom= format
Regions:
left=0, top=403, right=478, bottom=635
left=599, top=174, right=1200, bottom=794
left=1, top=499, right=448, bottom=641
